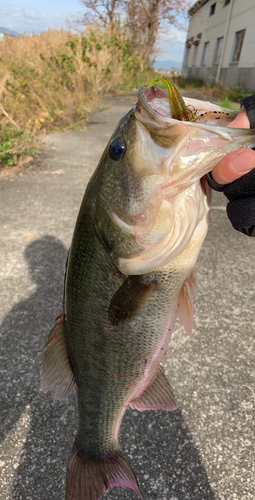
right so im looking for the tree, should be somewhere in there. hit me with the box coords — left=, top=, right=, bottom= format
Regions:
left=78, top=0, right=188, bottom=64
left=125, top=0, right=188, bottom=63
left=79, top=0, right=123, bottom=25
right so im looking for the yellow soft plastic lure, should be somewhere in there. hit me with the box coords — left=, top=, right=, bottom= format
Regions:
left=147, top=75, right=230, bottom=123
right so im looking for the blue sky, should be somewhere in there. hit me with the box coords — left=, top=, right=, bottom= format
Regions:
left=0, top=0, right=189, bottom=65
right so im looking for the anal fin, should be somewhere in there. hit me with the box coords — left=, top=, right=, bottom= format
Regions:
left=177, top=272, right=195, bottom=336
left=41, top=314, right=76, bottom=400
left=129, top=366, right=178, bottom=412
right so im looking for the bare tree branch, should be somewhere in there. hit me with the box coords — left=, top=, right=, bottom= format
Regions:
left=79, top=0, right=123, bottom=24
left=139, top=0, right=151, bottom=20
left=0, top=104, right=19, bottom=128
left=76, top=0, right=188, bottom=63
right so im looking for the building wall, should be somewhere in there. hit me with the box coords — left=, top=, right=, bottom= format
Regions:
left=182, top=0, right=255, bottom=90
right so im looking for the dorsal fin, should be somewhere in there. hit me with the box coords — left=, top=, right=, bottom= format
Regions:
left=41, top=314, right=76, bottom=400
left=129, top=366, right=178, bottom=412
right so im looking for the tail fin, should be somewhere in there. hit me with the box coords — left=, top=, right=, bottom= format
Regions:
left=66, top=445, right=142, bottom=500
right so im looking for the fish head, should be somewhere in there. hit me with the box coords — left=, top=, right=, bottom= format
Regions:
left=92, top=85, right=255, bottom=275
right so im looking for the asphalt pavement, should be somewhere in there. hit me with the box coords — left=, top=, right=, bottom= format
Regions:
left=0, top=93, right=254, bottom=500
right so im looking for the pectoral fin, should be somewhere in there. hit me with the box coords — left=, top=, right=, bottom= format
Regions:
left=41, top=314, right=76, bottom=400
left=129, top=366, right=178, bottom=412
left=109, top=275, right=158, bottom=325
left=177, top=273, right=195, bottom=336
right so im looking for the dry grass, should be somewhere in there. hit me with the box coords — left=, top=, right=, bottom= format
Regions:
left=0, top=24, right=141, bottom=166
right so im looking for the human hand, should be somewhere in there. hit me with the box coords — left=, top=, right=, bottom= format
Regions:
left=211, top=106, right=255, bottom=185
left=209, top=100, right=255, bottom=235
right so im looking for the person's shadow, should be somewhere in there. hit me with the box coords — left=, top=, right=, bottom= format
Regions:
left=0, top=235, right=215, bottom=500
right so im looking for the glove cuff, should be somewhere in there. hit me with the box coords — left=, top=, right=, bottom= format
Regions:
left=240, top=95, right=255, bottom=128
left=206, top=172, right=224, bottom=191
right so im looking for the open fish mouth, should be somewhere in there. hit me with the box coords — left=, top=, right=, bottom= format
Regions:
left=136, top=85, right=174, bottom=123
left=134, top=84, right=255, bottom=188
left=135, top=84, right=237, bottom=127
left=137, top=85, right=173, bottom=120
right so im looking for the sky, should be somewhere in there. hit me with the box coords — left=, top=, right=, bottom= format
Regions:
left=0, top=0, right=189, bottom=66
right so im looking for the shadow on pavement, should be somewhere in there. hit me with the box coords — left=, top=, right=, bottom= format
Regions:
left=0, top=235, right=215, bottom=500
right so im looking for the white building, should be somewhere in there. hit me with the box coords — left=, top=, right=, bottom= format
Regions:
left=182, top=0, right=255, bottom=90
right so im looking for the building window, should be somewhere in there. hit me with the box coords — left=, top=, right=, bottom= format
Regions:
left=201, top=42, right=209, bottom=65
left=232, top=29, right=245, bottom=63
left=192, top=45, right=198, bottom=66
left=210, top=3, right=216, bottom=16
left=213, top=37, right=224, bottom=64
left=224, top=0, right=231, bottom=5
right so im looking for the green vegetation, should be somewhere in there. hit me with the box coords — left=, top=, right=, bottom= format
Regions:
left=171, top=76, right=204, bottom=89
left=224, top=85, right=253, bottom=103
left=0, top=128, right=39, bottom=167
left=119, top=67, right=156, bottom=92
left=215, top=98, right=239, bottom=110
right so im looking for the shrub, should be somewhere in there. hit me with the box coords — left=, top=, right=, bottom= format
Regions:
left=0, top=24, right=141, bottom=166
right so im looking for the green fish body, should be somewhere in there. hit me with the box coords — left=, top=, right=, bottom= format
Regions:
left=41, top=84, right=255, bottom=500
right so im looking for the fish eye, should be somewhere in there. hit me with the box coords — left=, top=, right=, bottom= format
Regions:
left=109, top=138, right=126, bottom=160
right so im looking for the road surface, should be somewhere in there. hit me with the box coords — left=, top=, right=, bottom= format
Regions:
left=0, top=93, right=254, bottom=500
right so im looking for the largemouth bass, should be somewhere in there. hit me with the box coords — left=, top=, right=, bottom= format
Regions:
left=41, top=83, right=255, bottom=500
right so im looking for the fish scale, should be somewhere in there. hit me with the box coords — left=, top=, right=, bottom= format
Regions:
left=41, top=82, right=255, bottom=500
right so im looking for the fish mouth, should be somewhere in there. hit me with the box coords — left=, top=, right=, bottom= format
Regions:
left=135, top=85, right=190, bottom=149
left=135, top=85, right=238, bottom=128
left=136, top=85, right=173, bottom=123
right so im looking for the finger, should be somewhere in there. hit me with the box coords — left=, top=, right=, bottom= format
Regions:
left=211, top=106, right=253, bottom=184
left=212, top=148, right=255, bottom=185
left=227, top=106, right=250, bottom=129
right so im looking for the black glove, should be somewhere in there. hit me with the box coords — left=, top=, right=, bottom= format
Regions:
left=207, top=95, right=255, bottom=236
left=224, top=169, right=255, bottom=236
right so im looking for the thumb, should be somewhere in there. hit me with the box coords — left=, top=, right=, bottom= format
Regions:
left=212, top=148, right=255, bottom=185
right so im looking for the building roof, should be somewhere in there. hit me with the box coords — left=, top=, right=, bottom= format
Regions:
left=0, top=27, right=20, bottom=37
left=188, top=0, right=209, bottom=16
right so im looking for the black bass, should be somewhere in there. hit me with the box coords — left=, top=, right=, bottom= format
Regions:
left=41, top=83, right=255, bottom=500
